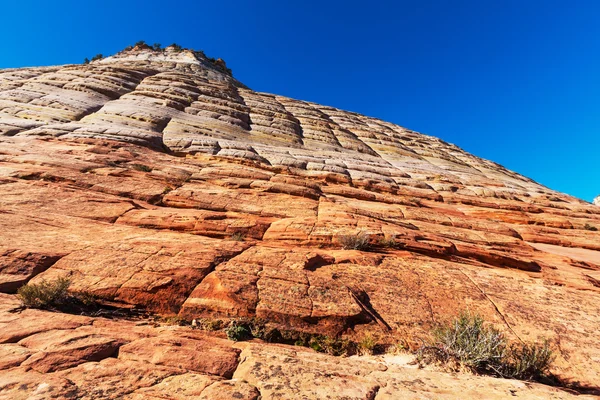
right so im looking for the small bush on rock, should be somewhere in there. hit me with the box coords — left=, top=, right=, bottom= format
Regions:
left=130, top=163, right=152, bottom=172
left=135, top=40, right=150, bottom=49
left=503, top=340, right=554, bottom=380
left=417, top=311, right=554, bottom=382
left=230, top=232, right=245, bottom=241
left=225, top=320, right=252, bottom=341
left=169, top=43, right=183, bottom=52
left=379, top=235, right=399, bottom=249
left=424, top=311, right=506, bottom=373
left=338, top=232, right=371, bottom=251
left=17, top=277, right=71, bottom=309
left=356, top=334, right=377, bottom=356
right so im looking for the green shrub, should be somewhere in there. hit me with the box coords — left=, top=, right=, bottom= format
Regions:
left=338, top=232, right=371, bottom=251
left=17, top=277, right=71, bottom=309
left=225, top=320, right=251, bottom=341
left=503, top=340, right=554, bottom=380
left=152, top=43, right=162, bottom=51
left=357, top=334, right=377, bottom=356
left=83, top=57, right=90, bottom=65
left=135, top=40, right=148, bottom=48
left=169, top=43, right=183, bottom=52
left=430, top=311, right=506, bottom=372
left=584, top=223, right=598, bottom=231
left=91, top=54, right=103, bottom=62
left=191, top=318, right=223, bottom=331
left=418, top=311, right=554, bottom=382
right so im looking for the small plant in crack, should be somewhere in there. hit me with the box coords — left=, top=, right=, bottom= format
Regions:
left=17, top=277, right=71, bottom=309
left=230, top=232, right=246, bottom=242
left=130, top=163, right=152, bottom=172
left=338, top=231, right=371, bottom=251
left=356, top=334, right=377, bottom=356
left=378, top=234, right=399, bottom=249
left=225, top=319, right=252, bottom=341
left=17, top=278, right=100, bottom=313
left=192, top=318, right=223, bottom=331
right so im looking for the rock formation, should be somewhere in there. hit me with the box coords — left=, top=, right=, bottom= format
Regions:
left=1, top=45, right=599, bottom=398
left=594, top=196, right=600, bottom=206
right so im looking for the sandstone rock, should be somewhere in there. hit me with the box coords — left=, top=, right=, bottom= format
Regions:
left=233, top=342, right=580, bottom=400
left=118, top=333, right=240, bottom=378
left=2, top=46, right=600, bottom=396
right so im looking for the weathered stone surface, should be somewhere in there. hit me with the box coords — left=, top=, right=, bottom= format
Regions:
left=118, top=333, right=240, bottom=378
left=0, top=250, right=63, bottom=293
left=2, top=46, right=600, bottom=397
left=0, top=304, right=588, bottom=399
left=233, top=343, right=581, bottom=399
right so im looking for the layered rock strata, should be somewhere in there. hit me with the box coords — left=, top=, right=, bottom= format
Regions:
left=1, top=46, right=600, bottom=397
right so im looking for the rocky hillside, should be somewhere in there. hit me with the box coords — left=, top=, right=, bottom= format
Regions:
left=1, top=45, right=599, bottom=398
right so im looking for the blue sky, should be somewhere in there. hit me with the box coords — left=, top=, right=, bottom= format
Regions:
left=2, top=0, right=598, bottom=201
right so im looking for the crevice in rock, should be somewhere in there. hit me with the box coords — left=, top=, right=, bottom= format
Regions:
left=347, top=286, right=391, bottom=332
left=366, top=384, right=381, bottom=400
left=411, top=269, right=436, bottom=324
left=456, top=266, right=524, bottom=343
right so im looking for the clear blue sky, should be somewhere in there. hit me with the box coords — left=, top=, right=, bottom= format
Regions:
left=2, top=1, right=598, bottom=201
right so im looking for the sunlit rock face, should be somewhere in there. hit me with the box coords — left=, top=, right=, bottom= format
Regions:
left=1, top=45, right=600, bottom=398
left=594, top=196, right=600, bottom=206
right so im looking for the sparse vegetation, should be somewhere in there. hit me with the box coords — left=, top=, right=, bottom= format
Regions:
left=193, top=318, right=223, bottom=331
left=503, top=340, right=554, bottom=381
left=17, top=277, right=71, bottom=309
left=91, top=54, right=104, bottom=62
left=169, top=43, right=183, bottom=52
left=378, top=235, right=399, bottom=249
left=225, top=319, right=252, bottom=341
left=230, top=232, right=245, bottom=241
left=338, top=232, right=371, bottom=251
left=417, top=311, right=554, bottom=381
left=152, top=43, right=162, bottom=51
left=219, top=318, right=354, bottom=355
left=83, top=57, right=90, bottom=65
left=584, top=223, right=598, bottom=231
left=356, top=334, right=377, bottom=356
left=134, top=40, right=151, bottom=49
left=162, top=316, right=187, bottom=326
left=130, top=163, right=152, bottom=172
left=305, top=335, right=352, bottom=356
left=17, top=277, right=103, bottom=313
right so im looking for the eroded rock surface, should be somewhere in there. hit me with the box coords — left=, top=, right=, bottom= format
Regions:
left=0, top=297, right=588, bottom=399
left=1, top=46, right=600, bottom=397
